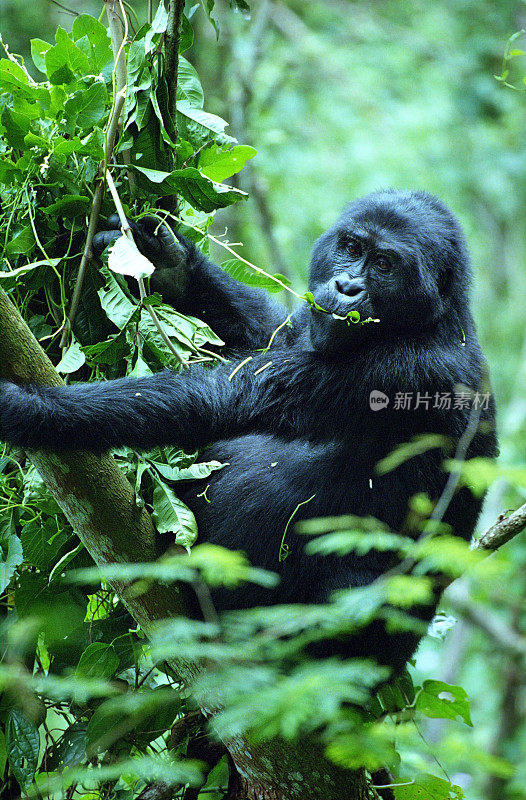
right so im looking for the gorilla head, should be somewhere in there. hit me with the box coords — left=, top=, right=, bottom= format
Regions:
left=308, top=189, right=471, bottom=352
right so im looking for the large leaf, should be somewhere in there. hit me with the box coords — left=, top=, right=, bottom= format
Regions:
left=0, top=532, right=23, bottom=593
left=415, top=680, right=472, bottom=726
left=222, top=258, right=291, bottom=293
left=6, top=709, right=40, bottom=791
left=151, top=475, right=198, bottom=550
left=76, top=643, right=120, bottom=680
left=177, top=101, right=236, bottom=146
left=133, top=165, right=247, bottom=212
left=45, top=27, right=91, bottom=84
left=177, top=56, right=204, bottom=108
left=199, top=144, right=257, bottom=181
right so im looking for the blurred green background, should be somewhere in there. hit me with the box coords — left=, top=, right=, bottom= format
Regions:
left=2, top=1, right=525, bottom=797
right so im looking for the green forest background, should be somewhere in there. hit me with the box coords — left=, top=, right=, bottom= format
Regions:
left=1, top=1, right=525, bottom=798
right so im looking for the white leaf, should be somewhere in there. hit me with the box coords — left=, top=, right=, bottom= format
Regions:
left=108, top=234, right=155, bottom=280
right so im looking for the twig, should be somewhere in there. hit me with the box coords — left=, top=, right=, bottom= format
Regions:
left=473, top=502, right=526, bottom=552
left=59, top=91, right=126, bottom=350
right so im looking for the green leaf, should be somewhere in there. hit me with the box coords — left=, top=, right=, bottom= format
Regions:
left=133, top=165, right=247, bottom=212
left=53, top=723, right=87, bottom=768
left=179, top=14, right=195, bottom=53
left=45, top=27, right=91, bottom=85
left=64, top=82, right=107, bottom=130
left=97, top=267, right=138, bottom=329
left=200, top=144, right=257, bottom=181
left=222, top=258, right=291, bottom=293
left=177, top=56, right=204, bottom=108
left=6, top=708, right=40, bottom=791
left=44, top=194, right=91, bottom=219
left=393, top=773, right=465, bottom=799
left=4, top=225, right=35, bottom=255
left=177, top=101, right=236, bottom=145
left=20, top=518, right=68, bottom=569
left=1, top=107, right=30, bottom=148
left=151, top=475, right=198, bottom=549
left=56, top=337, right=86, bottom=374
left=31, top=38, right=52, bottom=74
left=152, top=459, right=225, bottom=482
left=201, top=0, right=219, bottom=36
left=0, top=533, right=23, bottom=593
left=71, top=15, right=113, bottom=72
left=415, top=680, right=472, bottom=726
left=76, top=642, right=119, bottom=680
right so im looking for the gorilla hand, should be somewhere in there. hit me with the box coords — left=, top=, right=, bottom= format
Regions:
left=92, top=215, right=190, bottom=301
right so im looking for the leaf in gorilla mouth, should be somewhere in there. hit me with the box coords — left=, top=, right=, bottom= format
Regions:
left=107, top=235, right=155, bottom=280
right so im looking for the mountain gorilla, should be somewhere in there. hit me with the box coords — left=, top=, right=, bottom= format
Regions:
left=0, top=190, right=497, bottom=672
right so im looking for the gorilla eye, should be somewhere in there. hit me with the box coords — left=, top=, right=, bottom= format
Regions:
left=376, top=258, right=391, bottom=272
left=347, top=238, right=362, bottom=257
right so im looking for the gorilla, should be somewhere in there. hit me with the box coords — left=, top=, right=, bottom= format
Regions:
left=0, top=189, right=497, bottom=671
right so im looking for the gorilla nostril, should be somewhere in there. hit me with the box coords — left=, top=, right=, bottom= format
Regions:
left=335, top=276, right=366, bottom=297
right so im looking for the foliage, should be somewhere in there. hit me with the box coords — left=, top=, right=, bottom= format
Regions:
left=0, top=2, right=525, bottom=800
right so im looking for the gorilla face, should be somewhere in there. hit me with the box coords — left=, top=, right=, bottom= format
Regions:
left=308, top=189, right=471, bottom=353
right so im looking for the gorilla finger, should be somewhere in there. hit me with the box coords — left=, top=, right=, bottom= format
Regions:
left=92, top=230, right=121, bottom=257
left=106, top=213, right=122, bottom=231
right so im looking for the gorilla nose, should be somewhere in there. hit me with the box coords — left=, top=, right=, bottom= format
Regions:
left=334, top=275, right=366, bottom=298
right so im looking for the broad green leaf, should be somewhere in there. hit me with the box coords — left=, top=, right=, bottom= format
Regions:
left=0, top=533, right=23, bottom=593
left=97, top=267, right=138, bottom=329
left=45, top=27, right=91, bottom=85
left=200, top=144, right=257, bottom=181
left=415, top=680, right=472, bottom=726
left=1, top=107, right=30, bottom=148
left=82, top=327, right=133, bottom=365
left=6, top=708, right=40, bottom=791
left=44, top=194, right=90, bottom=218
left=76, top=642, right=119, bottom=680
left=64, top=82, right=107, bottom=130
left=0, top=259, right=59, bottom=288
left=152, top=475, right=198, bottom=549
left=177, top=56, right=204, bottom=108
left=201, top=0, right=219, bottom=36
left=56, top=337, right=86, bottom=374
left=0, top=59, right=29, bottom=88
left=177, top=101, right=236, bottom=145
left=133, top=165, right=247, bottom=212
left=31, top=38, right=52, bottom=73
left=4, top=225, right=35, bottom=255
left=393, top=773, right=465, bottom=799
left=52, top=723, right=87, bottom=768
left=179, top=14, right=194, bottom=53
left=71, top=15, right=113, bottom=72
left=222, top=258, right=291, bottom=293
left=20, top=518, right=68, bottom=569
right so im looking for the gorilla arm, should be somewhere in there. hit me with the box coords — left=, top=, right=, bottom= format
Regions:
left=0, top=368, right=237, bottom=453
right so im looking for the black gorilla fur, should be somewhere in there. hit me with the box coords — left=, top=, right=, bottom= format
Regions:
left=0, top=190, right=497, bottom=672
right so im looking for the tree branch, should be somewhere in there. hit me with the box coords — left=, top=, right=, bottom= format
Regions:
left=473, top=502, right=526, bottom=552
left=165, top=0, right=185, bottom=125
left=1, top=287, right=187, bottom=629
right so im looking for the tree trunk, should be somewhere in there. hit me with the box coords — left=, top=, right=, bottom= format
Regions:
left=0, top=286, right=371, bottom=799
